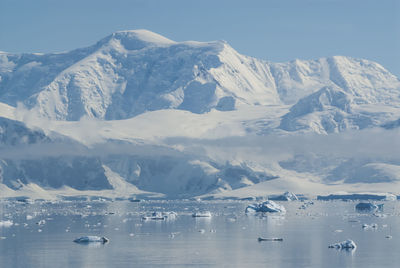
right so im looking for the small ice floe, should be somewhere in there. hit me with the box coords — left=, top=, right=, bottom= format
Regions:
left=355, top=202, right=383, bottom=212
left=73, top=236, right=109, bottom=244
left=169, top=232, right=180, bottom=238
left=386, top=235, right=392, bottom=239
left=227, top=217, right=237, bottom=222
left=26, top=215, right=34, bottom=220
left=334, top=229, right=343, bottom=233
left=38, top=229, right=42, bottom=233
left=362, top=223, right=378, bottom=230
left=0, top=220, right=13, bottom=228
left=328, top=239, right=357, bottom=250
left=269, top=192, right=298, bottom=201
left=192, top=211, right=212, bottom=218
left=245, top=200, right=286, bottom=214
left=373, top=213, right=387, bottom=218
left=36, top=219, right=46, bottom=226
left=258, top=237, right=283, bottom=242
left=299, top=204, right=307, bottom=210
left=198, top=229, right=205, bottom=234
left=129, top=233, right=135, bottom=237
left=348, top=219, right=360, bottom=223
left=299, top=200, right=314, bottom=209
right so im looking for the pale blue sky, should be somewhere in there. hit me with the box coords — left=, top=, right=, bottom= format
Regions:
left=1, top=0, right=399, bottom=76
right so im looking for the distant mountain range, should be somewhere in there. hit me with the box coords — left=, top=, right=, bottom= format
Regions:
left=0, top=30, right=399, bottom=199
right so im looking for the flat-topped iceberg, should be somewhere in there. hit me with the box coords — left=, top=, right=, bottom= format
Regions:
left=142, top=211, right=177, bottom=221
left=269, top=191, right=298, bottom=201
left=245, top=200, right=286, bottom=214
left=355, top=202, right=383, bottom=212
left=73, top=236, right=109, bottom=244
left=328, top=239, right=356, bottom=250
left=192, top=211, right=212, bottom=217
left=317, top=192, right=396, bottom=201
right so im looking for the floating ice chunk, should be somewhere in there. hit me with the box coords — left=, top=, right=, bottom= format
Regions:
left=258, top=237, right=283, bottom=242
left=36, top=219, right=46, bottom=226
left=142, top=211, right=177, bottom=221
left=362, top=223, right=378, bottom=230
left=142, top=212, right=165, bottom=221
left=373, top=213, right=387, bottom=218
left=0, top=220, right=13, bottom=228
left=163, top=211, right=177, bottom=220
left=26, top=215, right=34, bottom=220
left=73, top=236, right=109, bottom=244
left=329, top=239, right=356, bottom=250
left=348, top=219, right=360, bottom=223
left=192, top=211, right=212, bottom=217
left=269, top=192, right=298, bottom=201
left=355, top=202, right=383, bottom=212
left=298, top=201, right=314, bottom=210
left=245, top=200, right=286, bottom=214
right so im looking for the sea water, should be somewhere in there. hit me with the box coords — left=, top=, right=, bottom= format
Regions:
left=0, top=200, right=399, bottom=267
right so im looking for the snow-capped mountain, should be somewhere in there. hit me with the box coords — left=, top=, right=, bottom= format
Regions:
left=1, top=30, right=398, bottom=122
left=0, top=30, right=400, bottom=199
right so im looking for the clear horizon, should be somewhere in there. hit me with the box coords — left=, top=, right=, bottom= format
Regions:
left=0, top=0, right=399, bottom=76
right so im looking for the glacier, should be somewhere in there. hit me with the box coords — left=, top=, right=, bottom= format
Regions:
left=0, top=29, right=400, bottom=199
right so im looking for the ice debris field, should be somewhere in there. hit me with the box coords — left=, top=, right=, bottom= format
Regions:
left=1, top=192, right=400, bottom=267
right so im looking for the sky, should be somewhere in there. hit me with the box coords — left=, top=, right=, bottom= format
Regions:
left=0, top=0, right=399, bottom=76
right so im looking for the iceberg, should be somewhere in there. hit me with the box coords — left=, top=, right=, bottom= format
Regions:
left=355, top=202, right=383, bottom=212
left=0, top=220, right=13, bottom=228
left=142, top=211, right=177, bottom=221
left=328, top=239, right=357, bottom=250
left=317, top=192, right=396, bottom=201
left=269, top=192, right=298, bottom=201
left=245, top=200, right=286, bottom=214
left=73, top=236, right=109, bottom=244
left=258, top=237, right=283, bottom=242
left=192, top=211, right=212, bottom=218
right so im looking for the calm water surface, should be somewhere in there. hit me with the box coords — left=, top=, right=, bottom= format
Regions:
left=0, top=200, right=399, bottom=267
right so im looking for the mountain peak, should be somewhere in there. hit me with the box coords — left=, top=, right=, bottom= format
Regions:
left=98, top=29, right=176, bottom=50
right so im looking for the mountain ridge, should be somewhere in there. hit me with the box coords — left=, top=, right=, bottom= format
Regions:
left=1, top=30, right=398, bottom=122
